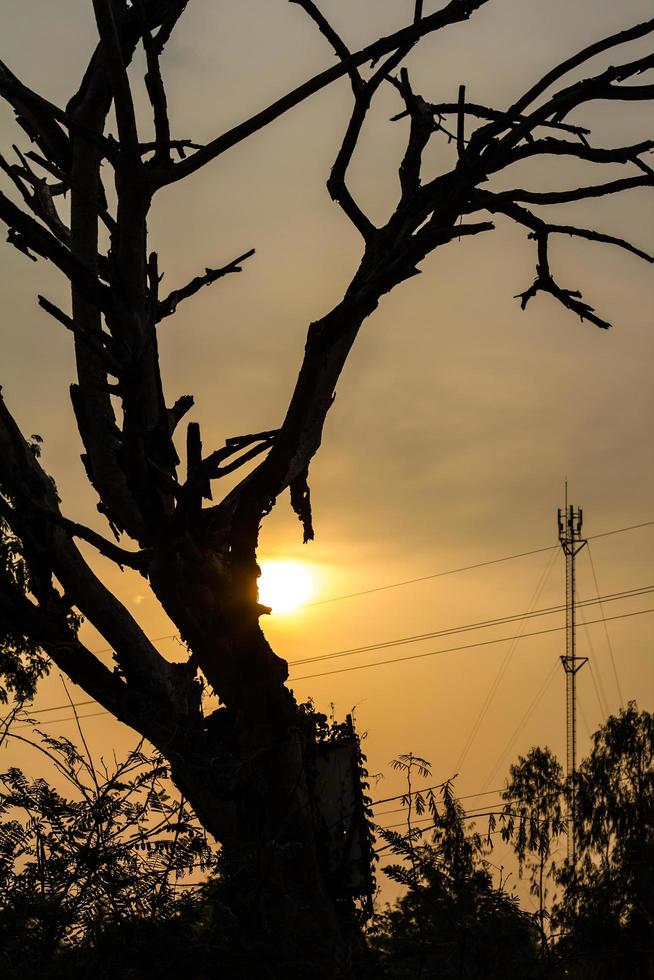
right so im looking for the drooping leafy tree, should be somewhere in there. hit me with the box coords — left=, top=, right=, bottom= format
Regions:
left=501, top=746, right=566, bottom=951
left=0, top=723, right=213, bottom=979
left=370, top=774, right=541, bottom=980
left=553, top=703, right=654, bottom=980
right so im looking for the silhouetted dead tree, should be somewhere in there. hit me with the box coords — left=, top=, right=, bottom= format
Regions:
left=0, top=2, right=652, bottom=974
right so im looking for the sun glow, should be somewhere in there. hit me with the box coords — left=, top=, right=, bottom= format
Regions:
left=258, top=560, right=313, bottom=614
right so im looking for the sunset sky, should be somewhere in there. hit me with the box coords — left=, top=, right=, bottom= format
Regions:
left=1, top=0, right=653, bottom=908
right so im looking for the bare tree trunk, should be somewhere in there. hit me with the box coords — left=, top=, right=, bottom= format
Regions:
left=1, top=4, right=653, bottom=975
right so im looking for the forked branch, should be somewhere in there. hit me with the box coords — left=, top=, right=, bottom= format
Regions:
left=474, top=193, right=653, bottom=329
left=152, top=0, right=493, bottom=186
left=517, top=229, right=611, bottom=330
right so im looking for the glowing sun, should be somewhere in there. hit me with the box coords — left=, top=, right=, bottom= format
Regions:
left=258, top=561, right=313, bottom=614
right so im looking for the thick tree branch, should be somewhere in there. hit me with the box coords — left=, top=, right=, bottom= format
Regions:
left=220, top=49, right=652, bottom=554
left=63, top=2, right=184, bottom=544
left=62, top=3, right=190, bottom=542
left=0, top=575, right=125, bottom=718
left=0, top=388, right=177, bottom=698
left=66, top=106, right=137, bottom=540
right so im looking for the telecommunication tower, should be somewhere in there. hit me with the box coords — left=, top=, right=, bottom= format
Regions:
left=557, top=494, right=587, bottom=868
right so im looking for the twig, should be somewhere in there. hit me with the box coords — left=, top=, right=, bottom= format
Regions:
left=157, top=248, right=255, bottom=320
left=456, top=84, right=466, bottom=159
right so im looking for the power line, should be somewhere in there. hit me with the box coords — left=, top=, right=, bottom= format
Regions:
left=14, top=518, right=653, bottom=723
left=88, top=632, right=183, bottom=659
left=578, top=691, right=593, bottom=741
left=374, top=825, right=506, bottom=856
left=454, top=547, right=558, bottom=774
left=587, top=520, right=654, bottom=542
left=290, top=607, right=654, bottom=682
left=587, top=660, right=608, bottom=719
left=578, top=603, right=610, bottom=718
left=22, top=605, right=651, bottom=728
left=304, top=519, right=654, bottom=608
left=37, top=516, right=651, bottom=667
left=587, top=544, right=625, bottom=708
left=13, top=710, right=114, bottom=731
left=305, top=545, right=556, bottom=607
left=481, top=659, right=562, bottom=792
left=27, top=584, right=652, bottom=719
left=29, top=699, right=97, bottom=716
left=290, top=584, right=653, bottom=670
left=373, top=788, right=504, bottom=818
left=374, top=807, right=537, bottom=832
left=370, top=781, right=449, bottom=807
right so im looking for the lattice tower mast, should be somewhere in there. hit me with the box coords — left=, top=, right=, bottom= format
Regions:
left=557, top=495, right=588, bottom=868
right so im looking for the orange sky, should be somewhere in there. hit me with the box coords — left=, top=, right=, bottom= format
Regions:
left=1, top=0, right=653, bottom=911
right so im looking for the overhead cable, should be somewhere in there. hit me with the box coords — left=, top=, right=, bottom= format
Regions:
left=587, top=544, right=625, bottom=707
left=305, top=519, right=654, bottom=607
left=290, top=607, right=654, bottom=682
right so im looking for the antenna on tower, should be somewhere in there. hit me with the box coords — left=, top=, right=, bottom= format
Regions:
left=558, top=489, right=588, bottom=869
